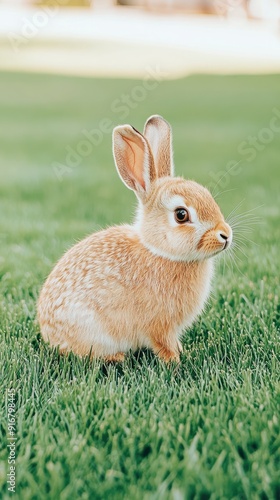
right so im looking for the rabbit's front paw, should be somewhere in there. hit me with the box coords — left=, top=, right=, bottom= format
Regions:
left=152, top=343, right=180, bottom=364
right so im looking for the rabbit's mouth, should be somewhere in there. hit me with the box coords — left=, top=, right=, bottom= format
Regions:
left=223, top=240, right=230, bottom=250
left=219, top=239, right=231, bottom=253
left=210, top=242, right=231, bottom=257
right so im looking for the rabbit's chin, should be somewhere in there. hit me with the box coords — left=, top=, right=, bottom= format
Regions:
left=142, top=241, right=216, bottom=263
left=178, top=245, right=230, bottom=262
left=203, top=245, right=231, bottom=259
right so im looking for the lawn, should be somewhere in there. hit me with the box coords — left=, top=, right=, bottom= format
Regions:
left=0, top=71, right=279, bottom=499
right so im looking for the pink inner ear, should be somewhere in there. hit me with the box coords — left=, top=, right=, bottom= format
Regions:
left=123, top=136, right=145, bottom=189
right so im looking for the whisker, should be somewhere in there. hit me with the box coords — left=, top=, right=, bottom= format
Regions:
left=213, top=187, right=238, bottom=200
left=233, top=235, right=260, bottom=247
left=229, top=215, right=262, bottom=225
left=229, top=212, right=262, bottom=220
left=211, top=160, right=243, bottom=198
left=232, top=237, right=251, bottom=250
left=228, top=250, right=248, bottom=279
left=227, top=208, right=265, bottom=225
left=232, top=244, right=249, bottom=260
left=229, top=220, right=262, bottom=232
left=228, top=214, right=262, bottom=225
left=226, top=198, right=246, bottom=221
left=231, top=222, right=260, bottom=230
left=231, top=225, right=260, bottom=234
left=232, top=232, right=255, bottom=240
left=223, top=252, right=226, bottom=278
left=230, top=244, right=246, bottom=260
left=225, top=253, right=233, bottom=279
left=227, top=203, right=265, bottom=222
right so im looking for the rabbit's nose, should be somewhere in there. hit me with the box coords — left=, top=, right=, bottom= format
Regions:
left=216, top=224, right=232, bottom=247
left=219, top=232, right=228, bottom=241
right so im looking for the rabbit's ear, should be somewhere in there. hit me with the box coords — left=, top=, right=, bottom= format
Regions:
left=143, top=115, right=174, bottom=178
left=113, top=125, right=156, bottom=196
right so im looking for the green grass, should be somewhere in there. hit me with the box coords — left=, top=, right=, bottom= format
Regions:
left=0, top=71, right=279, bottom=499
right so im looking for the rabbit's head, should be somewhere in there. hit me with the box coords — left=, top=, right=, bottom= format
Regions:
left=113, top=115, right=232, bottom=262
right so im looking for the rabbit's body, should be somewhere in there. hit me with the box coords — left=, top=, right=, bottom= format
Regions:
left=38, top=115, right=232, bottom=362
left=38, top=224, right=213, bottom=361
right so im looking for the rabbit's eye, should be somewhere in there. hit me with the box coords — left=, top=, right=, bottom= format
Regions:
left=174, top=208, right=189, bottom=224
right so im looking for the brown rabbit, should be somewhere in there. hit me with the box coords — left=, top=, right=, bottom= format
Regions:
left=38, top=115, right=232, bottom=363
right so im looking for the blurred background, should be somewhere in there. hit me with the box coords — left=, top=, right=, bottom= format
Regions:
left=0, top=0, right=279, bottom=281
left=1, top=0, right=280, bottom=77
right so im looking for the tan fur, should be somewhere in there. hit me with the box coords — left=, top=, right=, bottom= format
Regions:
left=38, top=115, right=232, bottom=363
